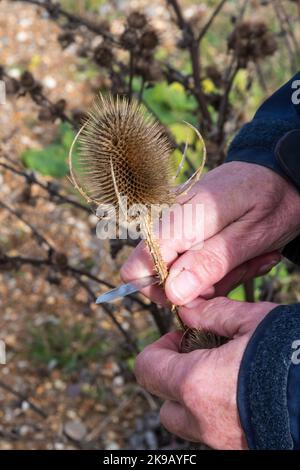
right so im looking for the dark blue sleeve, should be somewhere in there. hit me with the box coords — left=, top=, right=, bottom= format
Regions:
left=226, top=71, right=300, bottom=176
left=238, top=304, right=300, bottom=450
left=226, top=72, right=300, bottom=265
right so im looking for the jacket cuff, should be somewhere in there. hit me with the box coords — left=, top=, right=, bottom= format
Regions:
left=238, top=304, right=300, bottom=450
left=226, top=119, right=300, bottom=266
left=226, top=117, right=300, bottom=182
left=275, top=129, right=300, bottom=190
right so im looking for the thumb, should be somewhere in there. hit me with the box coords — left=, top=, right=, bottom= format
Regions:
left=179, top=297, right=275, bottom=338
left=165, top=218, right=268, bottom=305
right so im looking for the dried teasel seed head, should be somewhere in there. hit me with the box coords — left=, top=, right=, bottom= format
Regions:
left=20, top=71, right=35, bottom=89
left=135, top=57, right=162, bottom=81
left=54, top=99, right=67, bottom=114
left=58, top=31, right=75, bottom=49
left=180, top=329, right=228, bottom=353
left=228, top=20, right=277, bottom=64
left=46, top=1, right=60, bottom=19
left=5, top=77, right=20, bottom=95
left=205, top=65, right=223, bottom=88
left=93, top=45, right=114, bottom=67
left=140, top=29, right=159, bottom=50
left=75, top=95, right=175, bottom=214
left=127, top=11, right=147, bottom=29
left=120, top=28, right=139, bottom=50
left=72, top=109, right=87, bottom=129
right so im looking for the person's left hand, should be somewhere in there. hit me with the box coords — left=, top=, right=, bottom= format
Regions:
left=134, top=297, right=277, bottom=450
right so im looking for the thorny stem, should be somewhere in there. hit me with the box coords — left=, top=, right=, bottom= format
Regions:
left=244, top=278, right=255, bottom=303
left=0, top=196, right=141, bottom=350
left=142, top=213, right=168, bottom=284
left=0, top=159, right=90, bottom=213
left=0, top=253, right=139, bottom=351
left=277, top=0, right=300, bottom=59
left=128, top=50, right=135, bottom=102
left=216, top=0, right=250, bottom=149
left=189, top=40, right=212, bottom=129
left=0, top=200, right=54, bottom=252
left=273, top=0, right=297, bottom=70
left=138, top=77, right=145, bottom=103
left=12, top=0, right=118, bottom=45
left=255, top=61, right=268, bottom=93
left=141, top=213, right=185, bottom=331
left=0, top=378, right=85, bottom=448
left=216, top=58, right=240, bottom=146
left=0, top=153, right=169, bottom=335
left=0, top=379, right=48, bottom=418
left=166, top=0, right=212, bottom=130
left=2, top=67, right=75, bottom=126
left=198, top=0, right=228, bottom=41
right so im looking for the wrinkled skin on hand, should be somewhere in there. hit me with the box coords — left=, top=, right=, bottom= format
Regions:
left=121, top=161, right=300, bottom=449
left=135, top=298, right=276, bottom=449
left=121, top=162, right=300, bottom=305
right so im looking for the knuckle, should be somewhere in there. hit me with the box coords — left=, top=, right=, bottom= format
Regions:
left=179, top=369, right=198, bottom=409
left=203, top=296, right=231, bottom=317
left=194, top=247, right=228, bottom=281
left=134, top=349, right=149, bottom=386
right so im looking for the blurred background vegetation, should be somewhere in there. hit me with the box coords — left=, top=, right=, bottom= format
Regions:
left=0, top=0, right=300, bottom=450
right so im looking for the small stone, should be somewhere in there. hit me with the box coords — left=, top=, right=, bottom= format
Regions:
left=105, top=442, right=120, bottom=450
left=128, top=433, right=144, bottom=449
left=19, top=425, right=31, bottom=436
left=42, top=76, right=57, bottom=89
left=64, top=420, right=87, bottom=442
left=54, top=442, right=65, bottom=450
left=54, top=379, right=65, bottom=391
left=17, top=31, right=29, bottom=42
left=66, top=410, right=77, bottom=420
left=21, top=401, right=30, bottom=411
left=136, top=418, right=144, bottom=433
left=47, top=359, right=58, bottom=371
left=66, top=383, right=81, bottom=398
left=112, top=375, right=124, bottom=387
left=146, top=412, right=160, bottom=430
left=144, top=430, right=158, bottom=449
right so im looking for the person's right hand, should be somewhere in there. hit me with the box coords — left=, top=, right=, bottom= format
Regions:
left=121, top=162, right=300, bottom=306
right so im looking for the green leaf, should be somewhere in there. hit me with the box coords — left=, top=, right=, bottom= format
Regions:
left=21, top=122, right=77, bottom=178
left=228, top=285, right=245, bottom=301
left=143, top=82, right=197, bottom=125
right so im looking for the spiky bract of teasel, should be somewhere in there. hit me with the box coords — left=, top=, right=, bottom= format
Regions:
left=77, top=95, right=175, bottom=215
left=180, top=328, right=228, bottom=353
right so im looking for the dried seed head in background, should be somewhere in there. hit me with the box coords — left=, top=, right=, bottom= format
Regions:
left=127, top=11, right=147, bottom=30
left=76, top=95, right=175, bottom=215
left=228, top=20, right=277, bottom=66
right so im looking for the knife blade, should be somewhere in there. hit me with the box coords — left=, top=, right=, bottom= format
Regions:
left=96, top=275, right=158, bottom=304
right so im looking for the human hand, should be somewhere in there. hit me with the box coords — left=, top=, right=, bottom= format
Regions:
left=121, top=162, right=300, bottom=305
left=134, top=297, right=277, bottom=449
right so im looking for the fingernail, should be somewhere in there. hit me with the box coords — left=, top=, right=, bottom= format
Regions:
left=258, top=259, right=280, bottom=276
left=168, top=270, right=200, bottom=303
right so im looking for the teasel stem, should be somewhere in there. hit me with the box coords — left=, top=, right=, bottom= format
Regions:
left=141, top=212, right=185, bottom=330
left=141, top=212, right=168, bottom=283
